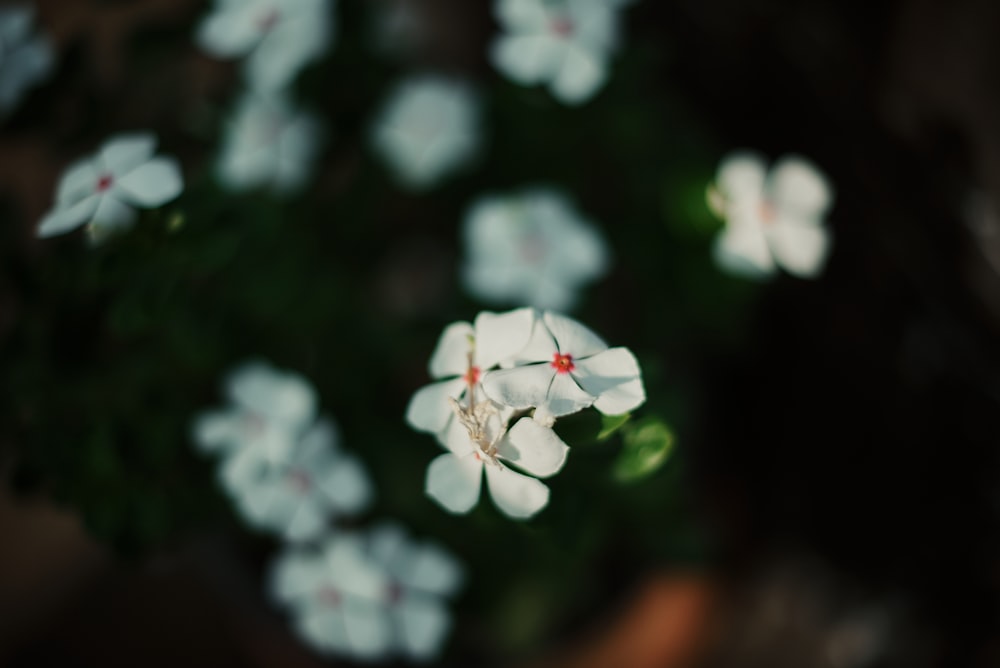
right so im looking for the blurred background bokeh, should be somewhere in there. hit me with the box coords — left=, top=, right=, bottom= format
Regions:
left=1, top=0, right=999, bottom=666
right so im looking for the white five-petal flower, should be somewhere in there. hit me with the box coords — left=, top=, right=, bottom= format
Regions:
left=36, top=133, right=183, bottom=241
left=482, top=310, right=645, bottom=423
left=217, top=92, right=322, bottom=195
left=371, top=75, right=481, bottom=190
left=271, top=526, right=463, bottom=661
left=196, top=0, right=333, bottom=93
left=490, top=0, right=623, bottom=105
left=462, top=188, right=610, bottom=310
left=0, top=4, right=53, bottom=114
left=708, top=151, right=834, bottom=279
left=193, top=360, right=318, bottom=463
left=220, top=418, right=373, bottom=542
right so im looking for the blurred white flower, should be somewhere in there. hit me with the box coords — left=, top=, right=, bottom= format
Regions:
left=0, top=5, right=53, bottom=114
left=221, top=418, right=373, bottom=541
left=36, top=133, right=183, bottom=242
left=462, top=188, right=609, bottom=311
left=192, top=360, right=318, bottom=463
left=482, top=310, right=644, bottom=422
left=196, top=0, right=332, bottom=92
left=708, top=151, right=834, bottom=279
left=425, top=412, right=568, bottom=519
left=405, top=307, right=535, bottom=453
left=371, top=75, right=480, bottom=190
left=272, top=526, right=463, bottom=661
left=490, top=0, right=623, bottom=105
left=217, top=92, right=322, bottom=194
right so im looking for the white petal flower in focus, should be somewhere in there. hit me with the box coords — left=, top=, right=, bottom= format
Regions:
left=192, top=360, right=318, bottom=463
left=708, top=151, right=834, bottom=280
left=271, top=527, right=463, bottom=661
left=371, top=75, right=481, bottom=190
left=461, top=188, right=610, bottom=311
left=482, top=310, right=645, bottom=421
left=221, top=418, right=373, bottom=541
left=490, top=0, right=623, bottom=105
left=196, top=0, right=332, bottom=92
left=0, top=5, right=54, bottom=115
left=217, top=93, right=322, bottom=195
left=36, top=133, right=183, bottom=241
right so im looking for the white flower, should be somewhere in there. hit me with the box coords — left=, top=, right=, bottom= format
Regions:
left=36, top=133, right=183, bottom=241
left=461, top=188, right=609, bottom=310
left=425, top=411, right=569, bottom=519
left=490, top=0, right=623, bottom=105
left=708, top=151, right=834, bottom=279
left=370, top=75, right=480, bottom=190
left=217, top=92, right=322, bottom=195
left=220, top=418, right=373, bottom=541
left=196, top=0, right=332, bottom=93
left=405, top=307, right=535, bottom=453
left=482, top=310, right=644, bottom=421
left=271, top=526, right=463, bottom=661
left=192, top=360, right=318, bottom=462
left=0, top=5, right=54, bottom=114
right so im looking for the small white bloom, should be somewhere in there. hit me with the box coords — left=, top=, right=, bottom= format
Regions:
left=271, top=526, right=463, bottom=661
left=371, top=75, right=480, bottom=190
left=220, top=418, right=373, bottom=542
left=36, top=133, right=183, bottom=241
left=0, top=5, right=54, bottom=115
left=405, top=307, right=535, bottom=452
left=196, top=0, right=332, bottom=92
left=217, top=92, right=322, bottom=195
left=425, top=412, right=569, bottom=519
left=708, top=151, right=834, bottom=279
left=490, top=0, right=623, bottom=105
left=462, top=188, right=609, bottom=310
left=192, top=360, right=318, bottom=462
left=482, top=310, right=645, bottom=419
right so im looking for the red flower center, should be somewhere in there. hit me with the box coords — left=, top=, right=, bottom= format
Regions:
left=550, top=17, right=574, bottom=37
left=551, top=352, right=575, bottom=374
left=96, top=174, right=113, bottom=192
left=287, top=469, right=312, bottom=493
left=318, top=586, right=341, bottom=607
left=386, top=581, right=404, bottom=604
left=759, top=199, right=776, bottom=225
left=463, top=365, right=481, bottom=386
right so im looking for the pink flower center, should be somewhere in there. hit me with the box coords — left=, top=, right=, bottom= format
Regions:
left=550, top=17, right=574, bottom=37
left=463, top=365, right=481, bottom=386
left=287, top=469, right=311, bottom=493
left=317, top=586, right=342, bottom=607
left=386, top=581, right=404, bottom=604
left=96, top=174, right=113, bottom=192
left=551, top=352, right=575, bottom=374
left=759, top=199, right=776, bottom=225
left=258, top=9, right=279, bottom=32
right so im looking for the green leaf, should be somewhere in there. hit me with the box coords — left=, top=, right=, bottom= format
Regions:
left=614, top=417, right=675, bottom=483
left=597, top=412, right=631, bottom=441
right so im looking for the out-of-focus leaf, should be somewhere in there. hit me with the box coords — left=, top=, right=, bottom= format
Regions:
left=597, top=412, right=631, bottom=441
left=614, top=417, right=675, bottom=483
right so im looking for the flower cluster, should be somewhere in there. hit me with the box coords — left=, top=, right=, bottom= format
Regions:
left=490, top=0, right=629, bottom=105
left=197, top=0, right=329, bottom=194
left=407, top=308, right=644, bottom=519
left=0, top=4, right=53, bottom=115
left=371, top=75, right=481, bottom=191
left=461, top=187, right=610, bottom=310
left=36, top=133, right=183, bottom=243
left=271, top=523, right=463, bottom=662
left=708, top=151, right=835, bottom=280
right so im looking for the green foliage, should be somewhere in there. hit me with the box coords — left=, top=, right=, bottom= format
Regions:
left=614, top=417, right=676, bottom=483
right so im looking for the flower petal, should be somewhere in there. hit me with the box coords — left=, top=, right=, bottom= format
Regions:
left=712, top=218, right=776, bottom=279
left=36, top=195, right=99, bottom=238
left=543, top=311, right=607, bottom=358
left=405, top=378, right=466, bottom=435
left=227, top=361, right=317, bottom=427
left=99, top=133, right=156, bottom=176
left=550, top=42, right=607, bottom=105
left=271, top=549, right=324, bottom=603
left=428, top=321, right=474, bottom=378
left=298, top=606, right=351, bottom=655
left=342, top=597, right=393, bottom=659
left=767, top=217, right=831, bottom=278
left=87, top=196, right=137, bottom=240
left=55, top=158, right=99, bottom=204
left=484, top=463, right=550, bottom=519
left=283, top=498, right=326, bottom=541
left=473, top=307, right=536, bottom=369
left=498, top=417, right=569, bottom=478
left=317, top=453, right=373, bottom=514
left=544, top=370, right=596, bottom=417
left=767, top=155, right=833, bottom=218
left=716, top=151, right=767, bottom=202
left=481, top=364, right=555, bottom=410
left=115, top=157, right=183, bottom=207
left=190, top=410, right=243, bottom=454
left=196, top=4, right=263, bottom=57
left=425, top=452, right=483, bottom=514
left=572, top=347, right=645, bottom=415
left=394, top=594, right=452, bottom=661
left=491, top=34, right=562, bottom=86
